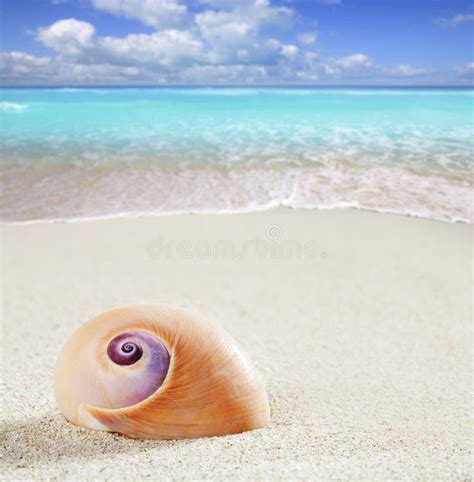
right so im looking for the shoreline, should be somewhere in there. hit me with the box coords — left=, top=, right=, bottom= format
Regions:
left=1, top=203, right=472, bottom=226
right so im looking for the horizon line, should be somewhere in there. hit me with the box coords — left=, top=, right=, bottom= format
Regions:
left=1, top=84, right=473, bottom=89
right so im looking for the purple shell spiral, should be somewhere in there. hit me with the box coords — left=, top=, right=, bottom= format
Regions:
left=107, top=333, right=144, bottom=365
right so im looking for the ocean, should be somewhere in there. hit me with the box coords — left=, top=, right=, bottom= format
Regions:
left=1, top=87, right=472, bottom=223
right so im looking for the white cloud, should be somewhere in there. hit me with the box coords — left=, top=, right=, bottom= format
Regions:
left=36, top=18, right=205, bottom=68
left=195, top=0, right=293, bottom=65
left=295, top=53, right=375, bottom=81
left=91, top=0, right=189, bottom=29
left=196, top=10, right=256, bottom=52
left=0, top=51, right=51, bottom=80
left=434, top=13, right=474, bottom=27
left=317, top=56, right=429, bottom=81
left=281, top=44, right=298, bottom=60
left=61, top=63, right=143, bottom=81
left=0, top=51, right=157, bottom=84
left=457, top=62, right=474, bottom=78
left=298, top=32, right=317, bottom=45
left=37, top=19, right=95, bottom=54
left=336, top=53, right=372, bottom=69
left=97, top=30, right=206, bottom=68
left=179, top=63, right=269, bottom=83
left=392, top=64, right=428, bottom=77
left=196, top=0, right=294, bottom=37
left=200, top=0, right=258, bottom=9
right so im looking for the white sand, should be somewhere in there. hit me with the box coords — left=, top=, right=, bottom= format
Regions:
left=1, top=209, right=472, bottom=480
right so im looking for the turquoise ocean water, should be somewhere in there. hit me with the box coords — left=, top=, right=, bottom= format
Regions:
left=1, top=87, right=472, bottom=223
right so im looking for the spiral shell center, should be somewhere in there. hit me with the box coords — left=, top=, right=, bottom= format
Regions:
left=107, top=334, right=144, bottom=366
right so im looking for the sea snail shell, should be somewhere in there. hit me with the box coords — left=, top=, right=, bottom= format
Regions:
left=54, top=305, right=270, bottom=439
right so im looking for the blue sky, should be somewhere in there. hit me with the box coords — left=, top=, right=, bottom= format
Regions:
left=1, top=0, right=473, bottom=85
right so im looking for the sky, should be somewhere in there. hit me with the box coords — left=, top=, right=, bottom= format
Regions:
left=0, top=0, right=473, bottom=85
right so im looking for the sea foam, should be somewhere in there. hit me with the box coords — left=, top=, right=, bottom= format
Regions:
left=0, top=102, right=28, bottom=111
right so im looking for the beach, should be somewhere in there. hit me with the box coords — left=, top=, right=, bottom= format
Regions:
left=1, top=208, right=472, bottom=480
